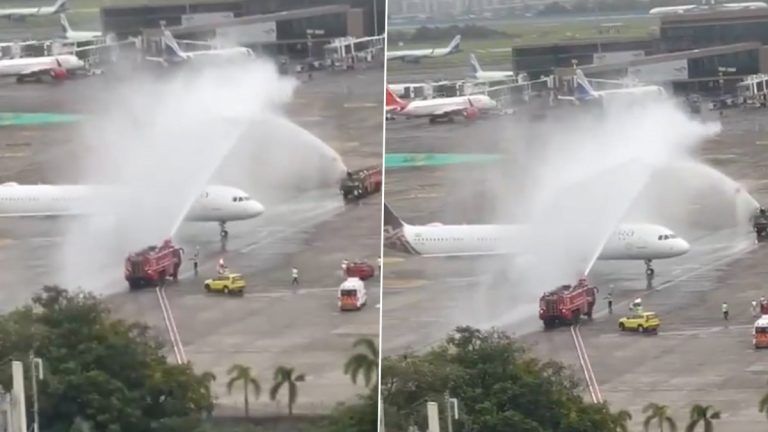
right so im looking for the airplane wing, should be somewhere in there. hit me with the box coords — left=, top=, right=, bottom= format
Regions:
left=17, top=66, right=59, bottom=79
left=432, top=105, right=469, bottom=116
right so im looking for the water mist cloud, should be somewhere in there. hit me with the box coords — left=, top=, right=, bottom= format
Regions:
left=485, top=98, right=720, bottom=326
left=56, top=59, right=344, bottom=293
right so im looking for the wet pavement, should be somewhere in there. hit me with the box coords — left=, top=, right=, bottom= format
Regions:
left=0, top=65, right=383, bottom=414
left=382, top=101, right=768, bottom=430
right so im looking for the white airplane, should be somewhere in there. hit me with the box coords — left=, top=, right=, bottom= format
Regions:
left=59, top=14, right=102, bottom=41
left=649, top=1, right=767, bottom=14
left=383, top=203, right=690, bottom=276
left=386, top=35, right=461, bottom=63
left=385, top=86, right=497, bottom=123
left=0, top=54, right=85, bottom=82
left=0, top=183, right=264, bottom=239
left=558, top=69, right=666, bottom=106
left=468, top=53, right=516, bottom=81
left=146, top=25, right=254, bottom=66
left=0, top=0, right=67, bottom=21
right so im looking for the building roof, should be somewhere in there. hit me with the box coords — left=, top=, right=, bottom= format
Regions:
left=555, top=42, right=762, bottom=76
left=660, top=7, right=768, bottom=26
left=142, top=4, right=350, bottom=37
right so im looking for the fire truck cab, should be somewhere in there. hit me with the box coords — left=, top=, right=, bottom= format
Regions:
left=340, top=165, right=382, bottom=202
left=125, top=239, right=183, bottom=290
left=539, top=278, right=597, bottom=329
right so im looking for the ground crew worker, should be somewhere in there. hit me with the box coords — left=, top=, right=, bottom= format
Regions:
left=377, top=256, right=381, bottom=274
left=291, top=267, right=299, bottom=287
left=605, top=292, right=613, bottom=314
left=753, top=300, right=759, bottom=317
left=631, top=297, right=643, bottom=314
left=722, top=301, right=729, bottom=320
left=217, top=257, right=225, bottom=275
left=192, top=247, right=200, bottom=276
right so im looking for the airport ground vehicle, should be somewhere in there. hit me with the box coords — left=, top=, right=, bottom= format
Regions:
left=752, top=207, right=768, bottom=241
left=618, top=312, right=661, bottom=333
left=338, top=277, right=367, bottom=311
left=204, top=273, right=246, bottom=295
left=539, top=279, right=597, bottom=329
left=754, top=316, right=768, bottom=348
left=346, top=261, right=375, bottom=280
left=340, top=165, right=382, bottom=201
left=125, top=239, right=183, bottom=290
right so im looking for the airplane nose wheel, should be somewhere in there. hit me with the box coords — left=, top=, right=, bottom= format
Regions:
left=219, top=222, right=229, bottom=239
left=644, top=260, right=655, bottom=276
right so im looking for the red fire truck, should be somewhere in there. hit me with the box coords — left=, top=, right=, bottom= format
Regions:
left=345, top=261, right=376, bottom=280
left=539, top=278, right=598, bottom=329
left=340, top=165, right=383, bottom=202
left=125, top=239, right=184, bottom=290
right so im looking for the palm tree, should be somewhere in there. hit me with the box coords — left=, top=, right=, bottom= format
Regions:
left=226, top=364, right=261, bottom=418
left=685, top=404, right=721, bottom=432
left=343, top=337, right=379, bottom=387
left=269, top=365, right=306, bottom=416
left=643, top=403, right=677, bottom=432
left=613, top=409, right=633, bottom=432
left=760, top=392, right=768, bottom=420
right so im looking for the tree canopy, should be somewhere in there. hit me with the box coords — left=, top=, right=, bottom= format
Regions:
left=381, top=326, right=617, bottom=432
left=0, top=286, right=213, bottom=432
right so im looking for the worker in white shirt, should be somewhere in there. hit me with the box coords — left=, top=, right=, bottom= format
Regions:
left=291, top=267, right=299, bottom=287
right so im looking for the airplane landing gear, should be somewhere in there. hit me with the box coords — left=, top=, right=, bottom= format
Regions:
left=644, top=259, right=655, bottom=276
left=219, top=222, right=229, bottom=239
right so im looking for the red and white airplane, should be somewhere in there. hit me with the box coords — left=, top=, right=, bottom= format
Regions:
left=385, top=86, right=497, bottom=123
left=0, top=54, right=84, bottom=82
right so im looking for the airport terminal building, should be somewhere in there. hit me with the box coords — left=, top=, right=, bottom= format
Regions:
left=100, top=0, right=385, bottom=57
left=512, top=7, right=768, bottom=93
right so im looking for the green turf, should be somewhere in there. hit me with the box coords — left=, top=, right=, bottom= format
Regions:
left=0, top=113, right=83, bottom=126
left=386, top=153, right=503, bottom=168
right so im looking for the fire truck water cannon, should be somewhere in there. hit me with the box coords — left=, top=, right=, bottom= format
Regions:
left=124, top=238, right=184, bottom=290
left=539, top=278, right=598, bottom=329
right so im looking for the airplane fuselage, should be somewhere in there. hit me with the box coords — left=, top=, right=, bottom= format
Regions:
left=391, top=94, right=497, bottom=118
left=397, top=222, right=690, bottom=261
left=0, top=55, right=82, bottom=76
left=0, top=184, right=264, bottom=223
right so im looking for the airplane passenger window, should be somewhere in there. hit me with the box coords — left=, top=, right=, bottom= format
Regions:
left=232, top=197, right=237, bottom=202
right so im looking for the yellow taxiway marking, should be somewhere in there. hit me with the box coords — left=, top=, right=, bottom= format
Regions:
left=0, top=152, right=27, bottom=158
left=384, top=278, right=427, bottom=289
left=382, top=256, right=404, bottom=264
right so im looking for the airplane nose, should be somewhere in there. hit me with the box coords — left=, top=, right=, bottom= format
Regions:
left=249, top=201, right=265, bottom=217
left=674, top=238, right=691, bottom=255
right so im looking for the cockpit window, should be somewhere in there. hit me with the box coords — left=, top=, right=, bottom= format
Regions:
left=658, top=233, right=678, bottom=241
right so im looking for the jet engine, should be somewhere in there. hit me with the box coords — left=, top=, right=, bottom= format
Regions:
left=463, top=106, right=479, bottom=120
left=49, top=67, right=68, bottom=80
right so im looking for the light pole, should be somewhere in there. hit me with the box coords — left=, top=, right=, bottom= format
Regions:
left=29, top=354, right=43, bottom=432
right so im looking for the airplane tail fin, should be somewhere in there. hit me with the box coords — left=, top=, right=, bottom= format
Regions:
left=469, top=53, right=482, bottom=75
left=59, top=13, right=71, bottom=34
left=382, top=202, right=420, bottom=255
left=447, top=35, right=462, bottom=53
left=385, top=86, right=407, bottom=110
left=574, top=69, right=599, bottom=100
left=52, top=0, right=68, bottom=13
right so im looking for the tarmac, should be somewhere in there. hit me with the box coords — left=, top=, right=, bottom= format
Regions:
left=0, top=63, right=383, bottom=415
left=382, top=104, right=768, bottom=430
